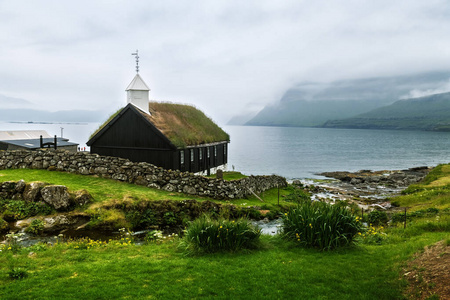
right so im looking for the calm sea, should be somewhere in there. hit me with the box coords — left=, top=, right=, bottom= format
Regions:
left=2, top=122, right=450, bottom=180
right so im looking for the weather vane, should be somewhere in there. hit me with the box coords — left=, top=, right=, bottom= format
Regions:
left=131, top=49, right=139, bottom=73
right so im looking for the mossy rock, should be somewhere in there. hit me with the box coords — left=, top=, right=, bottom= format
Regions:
left=0, top=217, right=9, bottom=233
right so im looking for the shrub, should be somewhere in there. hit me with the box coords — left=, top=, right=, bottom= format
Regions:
left=281, top=200, right=363, bottom=251
left=368, top=210, right=388, bottom=226
left=3, top=232, right=24, bottom=253
left=0, top=217, right=9, bottom=233
left=125, top=208, right=156, bottom=229
left=358, top=225, right=387, bottom=245
left=145, top=230, right=164, bottom=244
left=0, top=199, right=52, bottom=220
left=25, top=219, right=45, bottom=235
left=285, top=187, right=310, bottom=203
left=8, top=267, right=28, bottom=280
left=180, top=215, right=261, bottom=255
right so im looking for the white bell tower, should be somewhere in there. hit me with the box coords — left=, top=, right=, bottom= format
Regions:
left=126, top=50, right=150, bottom=114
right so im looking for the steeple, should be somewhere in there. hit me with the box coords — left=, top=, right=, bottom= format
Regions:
left=126, top=50, right=150, bottom=114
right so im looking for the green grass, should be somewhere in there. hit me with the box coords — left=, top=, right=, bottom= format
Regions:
left=147, top=102, right=229, bottom=147
left=1, top=166, right=449, bottom=298
left=394, top=163, right=450, bottom=211
left=0, top=228, right=447, bottom=299
left=0, top=169, right=201, bottom=204
left=0, top=169, right=295, bottom=209
left=206, top=171, right=248, bottom=181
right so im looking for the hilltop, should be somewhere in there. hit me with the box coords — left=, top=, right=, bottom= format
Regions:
left=323, top=92, right=450, bottom=131
left=243, top=71, right=450, bottom=128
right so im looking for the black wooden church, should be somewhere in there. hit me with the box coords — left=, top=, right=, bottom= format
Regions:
left=87, top=70, right=229, bottom=174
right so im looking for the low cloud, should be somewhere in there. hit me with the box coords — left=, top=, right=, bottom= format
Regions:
left=400, top=79, right=450, bottom=99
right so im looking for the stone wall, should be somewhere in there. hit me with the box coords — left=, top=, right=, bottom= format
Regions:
left=0, top=150, right=287, bottom=199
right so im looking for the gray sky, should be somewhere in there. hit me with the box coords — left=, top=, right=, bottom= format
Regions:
left=1, top=0, right=450, bottom=124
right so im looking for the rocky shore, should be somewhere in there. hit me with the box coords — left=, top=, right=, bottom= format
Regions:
left=305, top=166, right=432, bottom=210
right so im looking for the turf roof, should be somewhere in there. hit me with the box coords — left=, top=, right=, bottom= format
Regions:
left=89, top=102, right=229, bottom=148
left=145, top=102, right=229, bottom=148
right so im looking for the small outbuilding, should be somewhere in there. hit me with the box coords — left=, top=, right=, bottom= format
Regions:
left=0, top=130, right=78, bottom=152
left=87, top=73, right=229, bottom=174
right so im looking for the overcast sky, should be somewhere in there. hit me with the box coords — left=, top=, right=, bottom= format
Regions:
left=1, top=0, right=450, bottom=124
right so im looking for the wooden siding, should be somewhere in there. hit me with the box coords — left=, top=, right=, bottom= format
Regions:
left=177, top=142, right=228, bottom=173
left=89, top=106, right=228, bottom=172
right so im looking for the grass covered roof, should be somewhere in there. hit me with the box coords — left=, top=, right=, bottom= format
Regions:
left=145, top=102, right=229, bottom=148
left=89, top=102, right=229, bottom=148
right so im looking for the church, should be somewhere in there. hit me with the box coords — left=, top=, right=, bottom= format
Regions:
left=87, top=56, right=229, bottom=174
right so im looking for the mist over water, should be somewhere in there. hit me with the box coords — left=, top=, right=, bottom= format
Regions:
left=2, top=122, right=450, bottom=180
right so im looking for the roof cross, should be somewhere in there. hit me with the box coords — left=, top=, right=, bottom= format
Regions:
left=131, top=50, right=139, bottom=73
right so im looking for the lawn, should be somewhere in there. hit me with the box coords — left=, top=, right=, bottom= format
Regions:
left=0, top=165, right=449, bottom=299
left=1, top=229, right=447, bottom=300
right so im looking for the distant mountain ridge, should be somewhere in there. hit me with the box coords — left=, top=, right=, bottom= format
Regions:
left=0, top=109, right=109, bottom=123
left=322, top=92, right=450, bottom=131
left=243, top=71, right=450, bottom=128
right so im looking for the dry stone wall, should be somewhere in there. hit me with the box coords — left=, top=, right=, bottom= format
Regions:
left=0, top=150, right=287, bottom=199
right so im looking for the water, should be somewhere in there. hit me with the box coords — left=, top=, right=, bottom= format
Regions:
left=225, top=125, right=450, bottom=179
left=2, top=121, right=450, bottom=180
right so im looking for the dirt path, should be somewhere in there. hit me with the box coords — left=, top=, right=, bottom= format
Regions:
left=403, top=240, right=450, bottom=299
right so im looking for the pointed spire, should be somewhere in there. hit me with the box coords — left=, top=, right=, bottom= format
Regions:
left=126, top=50, right=150, bottom=114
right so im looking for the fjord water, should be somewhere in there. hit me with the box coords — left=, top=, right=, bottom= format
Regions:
left=225, top=125, right=450, bottom=179
left=2, top=122, right=450, bottom=180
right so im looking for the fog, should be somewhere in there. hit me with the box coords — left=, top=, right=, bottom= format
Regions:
left=1, top=1, right=450, bottom=124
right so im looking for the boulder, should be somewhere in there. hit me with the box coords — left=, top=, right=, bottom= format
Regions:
left=43, top=213, right=90, bottom=233
left=23, top=181, right=47, bottom=202
left=183, top=185, right=197, bottom=195
left=73, top=189, right=92, bottom=207
left=14, top=179, right=26, bottom=193
left=41, top=185, right=73, bottom=211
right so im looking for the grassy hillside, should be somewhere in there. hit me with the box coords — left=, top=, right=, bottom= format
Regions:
left=246, top=99, right=390, bottom=127
left=323, top=92, right=450, bottom=131
left=245, top=71, right=450, bottom=127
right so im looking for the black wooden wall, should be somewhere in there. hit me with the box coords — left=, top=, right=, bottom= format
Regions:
left=90, top=107, right=228, bottom=172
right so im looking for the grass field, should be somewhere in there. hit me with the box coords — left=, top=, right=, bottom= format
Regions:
left=0, top=166, right=449, bottom=299
left=1, top=230, right=447, bottom=300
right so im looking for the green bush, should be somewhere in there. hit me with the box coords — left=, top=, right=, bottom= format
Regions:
left=8, top=267, right=28, bottom=280
left=25, top=219, right=45, bottom=235
left=368, top=210, right=388, bottom=226
left=180, top=215, right=261, bottom=255
left=0, top=217, right=9, bottom=233
left=281, top=200, right=363, bottom=251
left=125, top=208, right=156, bottom=229
left=285, top=187, right=310, bottom=203
left=0, top=199, right=53, bottom=220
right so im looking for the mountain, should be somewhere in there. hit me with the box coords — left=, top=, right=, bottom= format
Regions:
left=245, top=71, right=450, bottom=127
left=0, top=109, right=109, bottom=123
left=245, top=99, right=392, bottom=127
left=0, top=94, right=34, bottom=109
left=322, top=92, right=450, bottom=131
left=227, top=112, right=258, bottom=125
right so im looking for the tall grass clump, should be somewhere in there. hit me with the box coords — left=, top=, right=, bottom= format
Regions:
left=281, top=200, right=363, bottom=250
left=180, top=215, right=261, bottom=255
